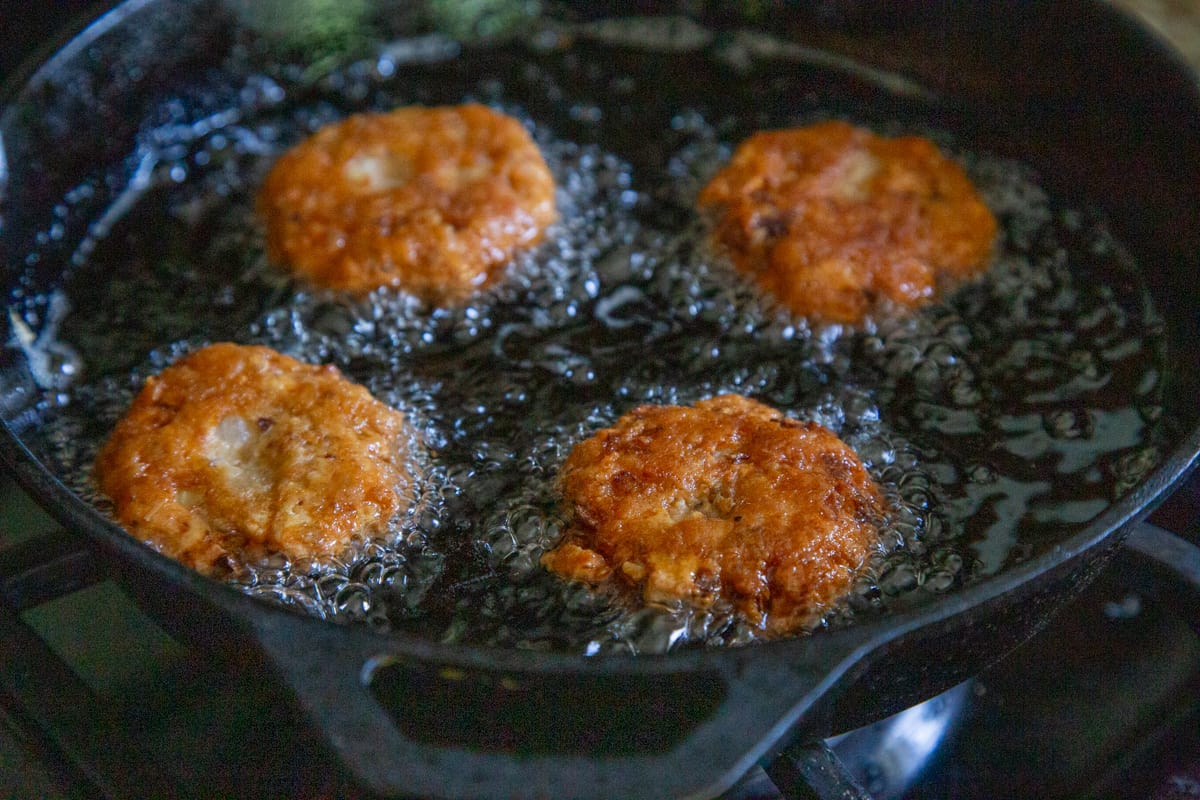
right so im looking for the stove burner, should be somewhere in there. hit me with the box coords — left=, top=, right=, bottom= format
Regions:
left=826, top=682, right=971, bottom=799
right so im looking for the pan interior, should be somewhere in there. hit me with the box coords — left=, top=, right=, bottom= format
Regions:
left=0, top=1, right=1177, bottom=654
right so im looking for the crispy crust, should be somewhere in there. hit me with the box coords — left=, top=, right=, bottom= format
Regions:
left=257, top=104, right=557, bottom=299
left=541, top=394, right=885, bottom=635
left=698, top=120, right=997, bottom=324
left=94, top=343, right=412, bottom=574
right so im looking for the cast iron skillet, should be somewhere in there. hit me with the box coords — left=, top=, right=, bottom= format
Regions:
left=2, top=2, right=1200, bottom=798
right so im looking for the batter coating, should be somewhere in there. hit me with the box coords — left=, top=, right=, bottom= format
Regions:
left=94, top=343, right=412, bottom=574
left=541, top=395, right=885, bottom=636
left=698, top=120, right=997, bottom=325
left=257, top=104, right=557, bottom=299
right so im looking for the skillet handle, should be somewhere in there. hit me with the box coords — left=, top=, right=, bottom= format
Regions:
left=243, top=605, right=875, bottom=800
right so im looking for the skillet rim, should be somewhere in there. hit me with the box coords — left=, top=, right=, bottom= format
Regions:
left=0, top=0, right=1198, bottom=674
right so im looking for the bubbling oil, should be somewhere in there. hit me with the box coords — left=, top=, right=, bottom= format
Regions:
left=7, top=18, right=1167, bottom=653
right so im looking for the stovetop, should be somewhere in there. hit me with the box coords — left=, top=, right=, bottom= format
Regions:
left=2, top=468, right=1199, bottom=800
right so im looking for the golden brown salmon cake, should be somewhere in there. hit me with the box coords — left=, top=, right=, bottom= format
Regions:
left=257, top=104, right=557, bottom=299
left=94, top=343, right=413, bottom=574
left=697, top=120, right=997, bottom=325
left=541, top=394, right=885, bottom=636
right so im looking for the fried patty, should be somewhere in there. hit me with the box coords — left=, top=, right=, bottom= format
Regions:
left=698, top=120, right=997, bottom=324
left=257, top=104, right=557, bottom=300
left=541, top=394, right=885, bottom=635
left=94, top=343, right=413, bottom=574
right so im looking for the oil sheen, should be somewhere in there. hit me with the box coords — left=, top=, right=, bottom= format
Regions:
left=7, top=17, right=1168, bottom=654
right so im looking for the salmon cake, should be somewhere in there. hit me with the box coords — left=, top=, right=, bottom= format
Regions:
left=94, top=343, right=413, bottom=574
left=541, top=394, right=885, bottom=636
left=257, top=104, right=558, bottom=300
left=697, top=120, right=997, bottom=325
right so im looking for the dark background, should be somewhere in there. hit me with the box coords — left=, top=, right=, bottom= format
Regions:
left=0, top=1, right=108, bottom=82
